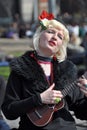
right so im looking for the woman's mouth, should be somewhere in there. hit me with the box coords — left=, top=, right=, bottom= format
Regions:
left=49, top=41, right=56, bottom=46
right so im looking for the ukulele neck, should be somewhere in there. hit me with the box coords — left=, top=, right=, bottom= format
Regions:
left=61, top=80, right=77, bottom=97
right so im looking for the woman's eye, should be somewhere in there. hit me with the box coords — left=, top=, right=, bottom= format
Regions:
left=47, top=30, right=54, bottom=33
left=47, top=30, right=63, bottom=40
left=58, top=35, right=63, bottom=40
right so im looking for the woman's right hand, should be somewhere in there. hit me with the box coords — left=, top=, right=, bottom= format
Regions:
left=40, top=83, right=63, bottom=104
left=77, top=78, right=87, bottom=97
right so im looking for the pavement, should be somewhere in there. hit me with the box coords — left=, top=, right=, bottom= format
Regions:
left=0, top=38, right=33, bottom=52
left=0, top=38, right=87, bottom=130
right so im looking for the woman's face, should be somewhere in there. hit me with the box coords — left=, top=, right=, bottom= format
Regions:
left=38, top=27, right=64, bottom=57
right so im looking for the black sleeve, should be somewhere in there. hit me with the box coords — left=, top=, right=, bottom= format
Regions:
left=1, top=71, right=42, bottom=120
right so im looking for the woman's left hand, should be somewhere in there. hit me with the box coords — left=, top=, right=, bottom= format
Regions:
left=77, top=78, right=87, bottom=97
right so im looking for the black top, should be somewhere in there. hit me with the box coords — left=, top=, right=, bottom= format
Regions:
left=1, top=51, right=87, bottom=130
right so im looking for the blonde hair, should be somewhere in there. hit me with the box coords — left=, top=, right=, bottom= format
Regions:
left=33, top=19, right=69, bottom=62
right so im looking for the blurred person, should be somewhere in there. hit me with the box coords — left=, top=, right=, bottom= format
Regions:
left=81, top=32, right=87, bottom=51
left=83, top=22, right=87, bottom=34
left=81, top=32, right=87, bottom=68
left=13, top=13, right=21, bottom=25
left=25, top=23, right=34, bottom=38
left=0, top=76, right=10, bottom=130
left=79, top=22, right=86, bottom=38
left=6, top=22, right=19, bottom=39
left=67, top=32, right=86, bottom=65
left=18, top=24, right=26, bottom=38
left=1, top=10, right=87, bottom=130
left=67, top=21, right=80, bottom=37
left=31, top=20, right=39, bottom=33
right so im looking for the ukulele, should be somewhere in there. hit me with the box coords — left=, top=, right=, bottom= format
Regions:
left=27, top=71, right=87, bottom=127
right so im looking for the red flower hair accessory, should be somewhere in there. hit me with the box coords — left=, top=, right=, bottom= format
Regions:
left=38, top=10, right=54, bottom=30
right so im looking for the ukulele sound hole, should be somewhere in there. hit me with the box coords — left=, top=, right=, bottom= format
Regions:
left=35, top=110, right=42, bottom=118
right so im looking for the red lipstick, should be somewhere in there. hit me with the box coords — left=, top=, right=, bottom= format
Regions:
left=49, top=41, right=56, bottom=46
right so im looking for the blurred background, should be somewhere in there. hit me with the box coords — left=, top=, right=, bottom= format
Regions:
left=0, top=0, right=87, bottom=79
left=0, top=0, right=87, bottom=129
left=0, top=0, right=87, bottom=40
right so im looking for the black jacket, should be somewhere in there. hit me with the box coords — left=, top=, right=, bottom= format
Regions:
left=1, top=51, right=87, bottom=130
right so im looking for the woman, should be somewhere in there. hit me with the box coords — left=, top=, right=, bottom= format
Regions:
left=1, top=10, right=87, bottom=130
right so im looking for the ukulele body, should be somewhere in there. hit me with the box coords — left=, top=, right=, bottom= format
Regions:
left=27, top=99, right=64, bottom=127
left=27, top=71, right=87, bottom=127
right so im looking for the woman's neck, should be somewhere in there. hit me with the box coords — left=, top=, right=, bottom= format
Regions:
left=37, top=54, right=52, bottom=62
left=36, top=50, right=53, bottom=59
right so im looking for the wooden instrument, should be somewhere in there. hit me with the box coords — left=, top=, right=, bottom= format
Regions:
left=27, top=71, right=87, bottom=127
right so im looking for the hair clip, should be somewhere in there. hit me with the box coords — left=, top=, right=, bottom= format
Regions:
left=38, top=10, right=54, bottom=30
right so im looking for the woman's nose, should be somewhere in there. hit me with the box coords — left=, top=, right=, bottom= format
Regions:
left=52, top=34, right=57, bottom=40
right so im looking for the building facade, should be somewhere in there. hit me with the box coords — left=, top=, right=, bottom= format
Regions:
left=0, top=0, right=58, bottom=25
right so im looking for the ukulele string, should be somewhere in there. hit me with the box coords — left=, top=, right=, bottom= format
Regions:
left=61, top=71, right=87, bottom=97
left=62, top=80, right=77, bottom=97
